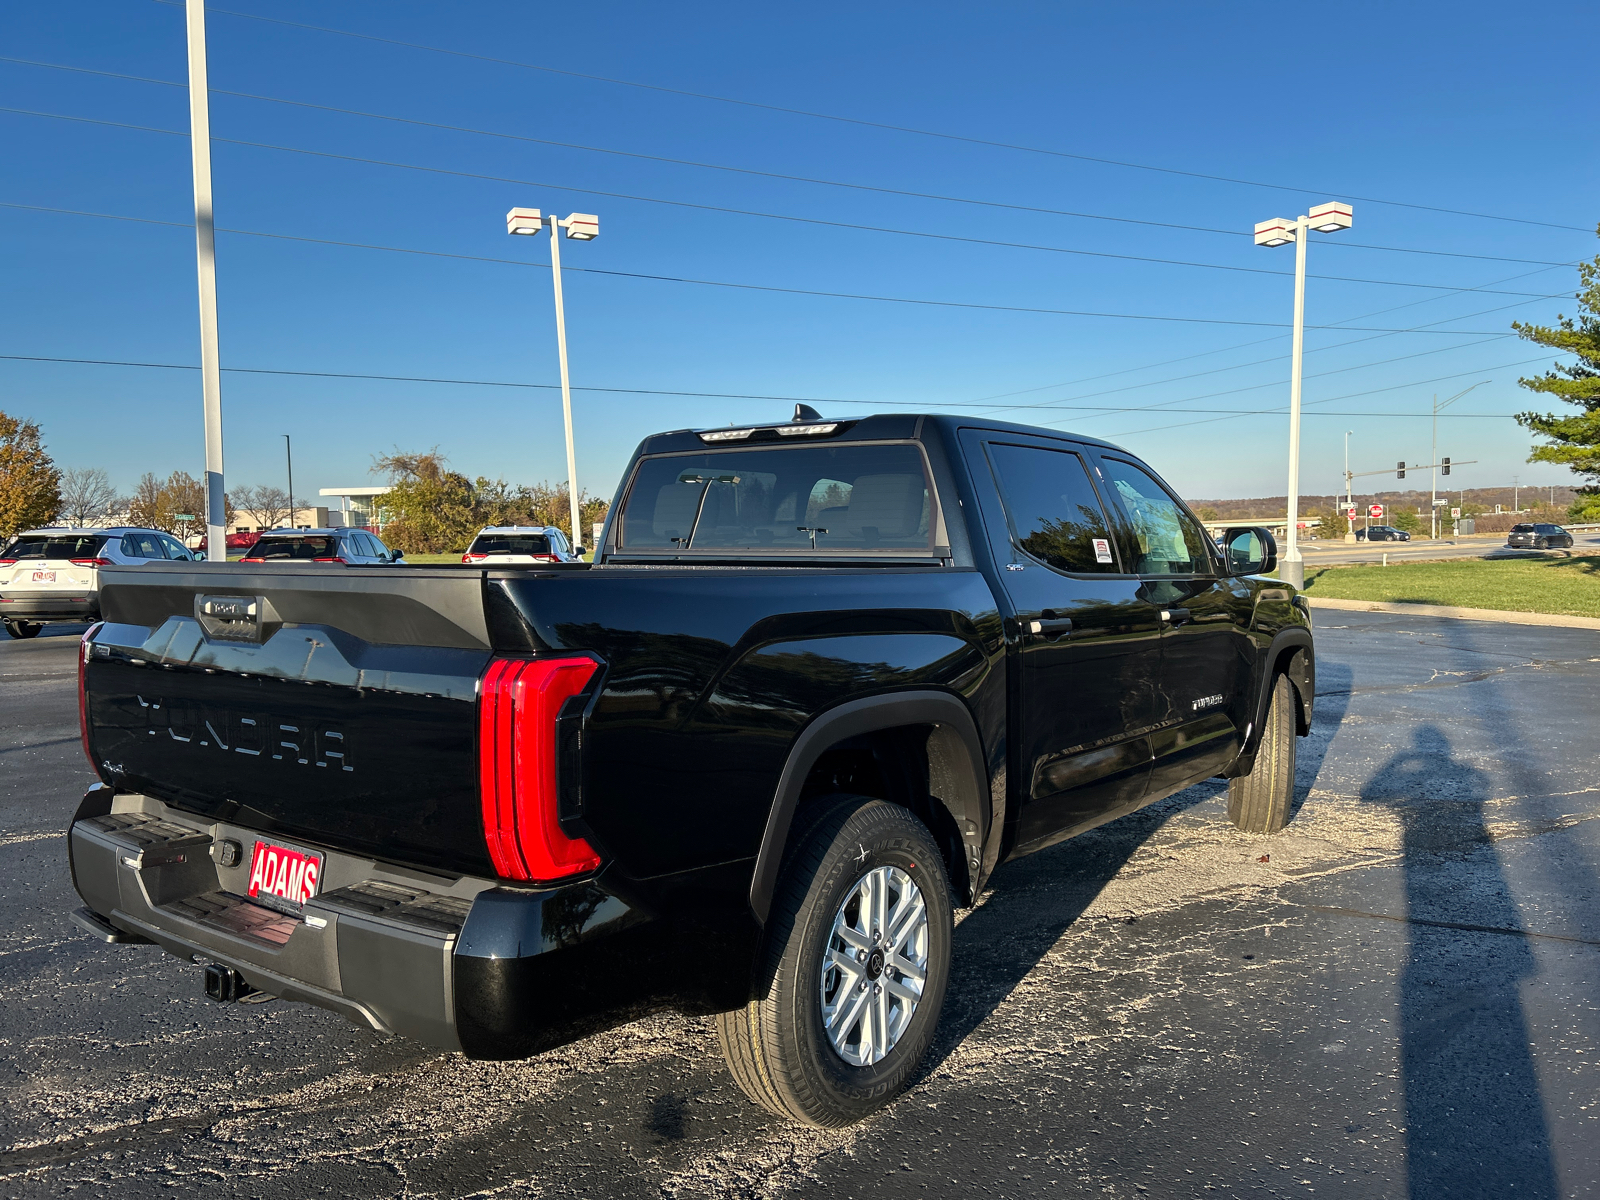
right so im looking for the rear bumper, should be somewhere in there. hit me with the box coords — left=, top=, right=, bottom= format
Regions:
left=67, top=787, right=656, bottom=1058
left=0, top=592, right=97, bottom=620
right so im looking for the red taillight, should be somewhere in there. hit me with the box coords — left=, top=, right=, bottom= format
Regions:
left=478, top=657, right=602, bottom=882
left=70, top=557, right=113, bottom=567
left=0, top=558, right=16, bottom=565
left=241, top=556, right=265, bottom=563
left=79, top=623, right=104, bottom=778
left=313, top=557, right=348, bottom=564
left=462, top=552, right=486, bottom=563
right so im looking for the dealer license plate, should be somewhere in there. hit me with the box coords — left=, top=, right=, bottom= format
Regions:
left=32, top=570, right=55, bottom=583
left=247, top=839, right=324, bottom=914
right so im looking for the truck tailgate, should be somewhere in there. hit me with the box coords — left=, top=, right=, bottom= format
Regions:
left=84, top=564, right=494, bottom=877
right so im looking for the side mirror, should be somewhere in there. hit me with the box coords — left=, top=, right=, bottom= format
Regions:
left=1221, top=526, right=1277, bottom=577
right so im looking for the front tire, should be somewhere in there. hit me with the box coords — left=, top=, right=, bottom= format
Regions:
left=717, top=796, right=953, bottom=1128
left=1228, top=673, right=1298, bottom=834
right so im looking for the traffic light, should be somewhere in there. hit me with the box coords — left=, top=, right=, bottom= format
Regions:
left=1442, top=457, right=1451, bottom=476
left=1397, top=460, right=1406, bottom=480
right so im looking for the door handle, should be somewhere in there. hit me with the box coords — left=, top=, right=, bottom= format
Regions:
left=1027, top=616, right=1074, bottom=637
left=1159, top=608, right=1193, bottom=628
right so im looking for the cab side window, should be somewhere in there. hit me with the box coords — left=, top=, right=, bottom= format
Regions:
left=158, top=536, right=191, bottom=561
left=1098, top=458, right=1213, bottom=576
left=984, top=442, right=1120, bottom=573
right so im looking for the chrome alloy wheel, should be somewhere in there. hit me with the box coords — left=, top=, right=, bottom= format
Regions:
left=819, top=864, right=929, bottom=1066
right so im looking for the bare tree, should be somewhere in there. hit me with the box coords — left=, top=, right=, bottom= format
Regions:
left=237, top=484, right=294, bottom=530
left=57, top=468, right=119, bottom=527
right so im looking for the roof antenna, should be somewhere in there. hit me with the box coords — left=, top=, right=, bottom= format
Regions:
left=793, top=403, right=821, bottom=422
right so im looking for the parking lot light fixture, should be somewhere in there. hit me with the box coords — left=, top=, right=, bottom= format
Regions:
left=1254, top=201, right=1353, bottom=588
left=506, top=207, right=599, bottom=554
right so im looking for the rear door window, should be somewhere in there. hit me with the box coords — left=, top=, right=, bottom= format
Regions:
left=120, top=533, right=166, bottom=560
left=983, top=442, right=1120, bottom=574
left=1097, top=458, right=1215, bottom=576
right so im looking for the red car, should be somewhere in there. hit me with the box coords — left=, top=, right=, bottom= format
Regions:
left=226, top=530, right=262, bottom=553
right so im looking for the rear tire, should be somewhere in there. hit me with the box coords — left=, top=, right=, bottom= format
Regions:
left=716, top=795, right=953, bottom=1128
left=1228, top=672, right=1297, bottom=834
left=4, top=621, right=41, bottom=639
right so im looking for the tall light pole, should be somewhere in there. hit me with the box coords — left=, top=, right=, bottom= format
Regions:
left=283, top=434, right=295, bottom=529
left=507, top=207, right=599, bottom=554
left=185, top=0, right=226, bottom=562
left=1254, top=202, right=1353, bottom=587
left=1430, top=381, right=1489, bottom=537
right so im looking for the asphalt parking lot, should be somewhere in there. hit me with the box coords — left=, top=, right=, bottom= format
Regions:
left=3, top=613, right=1598, bottom=1199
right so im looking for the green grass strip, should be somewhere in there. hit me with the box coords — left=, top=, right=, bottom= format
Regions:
left=1299, top=554, right=1600, bottom=619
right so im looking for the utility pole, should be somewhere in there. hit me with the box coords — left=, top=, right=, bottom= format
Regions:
left=185, top=0, right=225, bottom=562
left=1430, top=381, right=1488, bottom=538
left=1344, top=430, right=1355, bottom=542
left=1513, top=475, right=1519, bottom=512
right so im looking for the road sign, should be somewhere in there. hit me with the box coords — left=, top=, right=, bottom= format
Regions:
left=1345, top=505, right=1357, bottom=519
left=174, top=513, right=195, bottom=521
left=1369, top=504, right=1384, bottom=519
left=1451, top=507, right=1461, bottom=520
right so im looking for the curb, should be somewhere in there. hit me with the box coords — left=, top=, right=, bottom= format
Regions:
left=1304, top=596, right=1600, bottom=630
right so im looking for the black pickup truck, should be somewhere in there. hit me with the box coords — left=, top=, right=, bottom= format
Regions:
left=68, top=412, right=1312, bottom=1127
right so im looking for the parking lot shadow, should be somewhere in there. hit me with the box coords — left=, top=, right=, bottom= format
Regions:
left=920, top=780, right=1220, bottom=1080
left=1362, top=725, right=1558, bottom=1200
left=924, top=659, right=1354, bottom=1082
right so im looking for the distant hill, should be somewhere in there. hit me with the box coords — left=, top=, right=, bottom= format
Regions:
left=1186, top=485, right=1576, bottom=519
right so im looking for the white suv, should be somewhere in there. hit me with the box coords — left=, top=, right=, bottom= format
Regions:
left=459, top=525, right=580, bottom=564
left=0, top=527, right=196, bottom=638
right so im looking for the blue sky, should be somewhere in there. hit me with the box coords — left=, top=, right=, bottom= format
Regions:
left=3, top=0, right=1596, bottom=506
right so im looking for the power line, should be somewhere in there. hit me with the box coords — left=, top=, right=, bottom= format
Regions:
left=4, top=54, right=1581, bottom=271
left=0, top=198, right=1537, bottom=335
left=0, top=351, right=1532, bottom=418
left=144, top=1, right=1590, bottom=233
left=1104, top=355, right=1555, bottom=438
left=0, top=107, right=1568, bottom=304
left=967, top=260, right=1575, bottom=418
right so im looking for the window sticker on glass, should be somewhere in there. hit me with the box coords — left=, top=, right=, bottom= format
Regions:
left=1093, top=538, right=1113, bottom=564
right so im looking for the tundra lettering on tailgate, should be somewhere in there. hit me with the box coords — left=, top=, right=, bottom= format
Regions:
left=134, top=694, right=353, bottom=771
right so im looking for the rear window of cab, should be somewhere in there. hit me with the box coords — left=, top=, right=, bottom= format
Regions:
left=615, top=442, right=942, bottom=557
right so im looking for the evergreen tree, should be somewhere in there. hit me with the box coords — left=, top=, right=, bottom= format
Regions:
left=1513, top=225, right=1600, bottom=520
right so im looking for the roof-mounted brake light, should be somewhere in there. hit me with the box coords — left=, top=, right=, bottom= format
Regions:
left=698, top=428, right=754, bottom=443
left=775, top=423, right=839, bottom=437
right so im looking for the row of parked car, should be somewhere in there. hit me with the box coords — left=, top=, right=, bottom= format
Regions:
left=0, top=524, right=579, bottom=638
